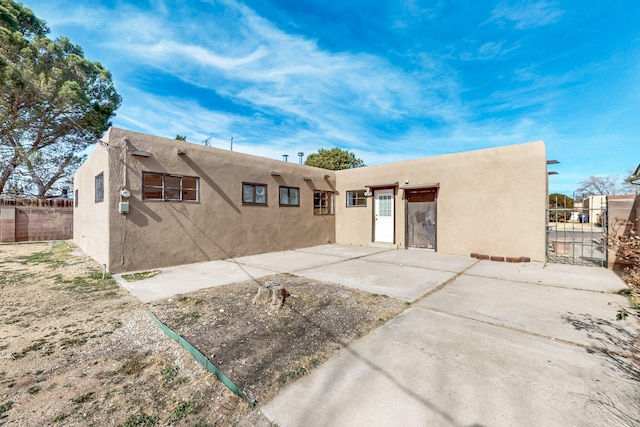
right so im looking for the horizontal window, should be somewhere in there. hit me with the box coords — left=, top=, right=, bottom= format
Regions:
left=143, top=172, right=199, bottom=202
left=346, top=190, right=366, bottom=207
left=279, top=186, right=300, bottom=206
left=314, top=190, right=334, bottom=215
left=243, top=183, right=267, bottom=205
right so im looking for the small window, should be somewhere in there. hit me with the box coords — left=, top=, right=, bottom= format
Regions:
left=346, top=190, right=366, bottom=207
left=95, top=172, right=104, bottom=203
left=313, top=190, right=334, bottom=215
left=164, top=175, right=181, bottom=200
left=143, top=172, right=199, bottom=202
left=243, top=183, right=267, bottom=205
left=182, top=177, right=198, bottom=201
left=279, top=186, right=300, bottom=206
left=74, top=189, right=78, bottom=207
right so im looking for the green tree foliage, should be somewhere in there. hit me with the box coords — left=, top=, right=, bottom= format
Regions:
left=0, top=0, right=121, bottom=197
left=304, top=147, right=365, bottom=170
left=548, top=193, right=574, bottom=222
left=548, top=193, right=574, bottom=209
left=175, top=135, right=187, bottom=141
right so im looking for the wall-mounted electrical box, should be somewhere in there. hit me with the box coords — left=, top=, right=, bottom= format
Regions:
left=119, top=202, right=130, bottom=214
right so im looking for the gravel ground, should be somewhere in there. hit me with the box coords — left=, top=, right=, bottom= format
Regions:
left=151, top=275, right=407, bottom=405
left=0, top=242, right=407, bottom=426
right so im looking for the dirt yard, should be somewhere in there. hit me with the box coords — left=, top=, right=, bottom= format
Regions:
left=0, top=242, right=406, bottom=426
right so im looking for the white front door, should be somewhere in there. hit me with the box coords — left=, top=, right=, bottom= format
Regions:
left=374, top=189, right=394, bottom=243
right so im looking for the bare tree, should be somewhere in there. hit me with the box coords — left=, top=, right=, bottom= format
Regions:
left=22, top=141, right=83, bottom=197
left=622, top=166, right=640, bottom=194
left=576, top=175, right=619, bottom=196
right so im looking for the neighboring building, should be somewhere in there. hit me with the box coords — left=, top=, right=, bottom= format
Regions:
left=626, top=164, right=640, bottom=187
left=74, top=128, right=548, bottom=273
left=583, top=195, right=607, bottom=225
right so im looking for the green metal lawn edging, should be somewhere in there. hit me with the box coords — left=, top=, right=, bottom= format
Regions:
left=148, top=310, right=255, bottom=408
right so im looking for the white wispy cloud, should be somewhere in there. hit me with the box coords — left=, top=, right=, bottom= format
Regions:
left=90, top=0, right=467, bottom=154
left=23, top=1, right=564, bottom=155
left=459, top=40, right=521, bottom=61
left=29, top=0, right=636, bottom=195
left=487, top=0, right=564, bottom=29
left=480, top=65, right=585, bottom=115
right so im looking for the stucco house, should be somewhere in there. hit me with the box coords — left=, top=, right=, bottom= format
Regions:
left=74, top=128, right=548, bottom=273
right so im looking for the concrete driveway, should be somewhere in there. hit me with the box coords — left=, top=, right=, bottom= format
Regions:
left=114, top=244, right=639, bottom=426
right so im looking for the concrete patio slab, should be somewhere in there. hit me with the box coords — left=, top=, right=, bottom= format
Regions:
left=362, top=249, right=478, bottom=273
left=112, top=244, right=639, bottom=425
left=115, top=260, right=274, bottom=303
left=296, top=258, right=458, bottom=301
left=262, top=307, right=639, bottom=427
left=465, top=260, right=627, bottom=292
left=294, top=244, right=391, bottom=258
left=232, top=250, right=346, bottom=273
left=417, top=274, right=638, bottom=355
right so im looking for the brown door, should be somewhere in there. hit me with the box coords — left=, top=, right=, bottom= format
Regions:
left=406, top=188, right=437, bottom=249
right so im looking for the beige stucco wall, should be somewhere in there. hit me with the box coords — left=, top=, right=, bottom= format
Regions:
left=75, top=128, right=548, bottom=272
left=335, top=141, right=548, bottom=261
left=73, top=136, right=111, bottom=266
left=83, top=128, right=336, bottom=273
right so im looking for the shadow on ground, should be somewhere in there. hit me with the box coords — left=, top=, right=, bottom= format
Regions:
left=562, top=312, right=640, bottom=426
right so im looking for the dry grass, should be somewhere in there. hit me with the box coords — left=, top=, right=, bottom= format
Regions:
left=0, top=242, right=407, bottom=425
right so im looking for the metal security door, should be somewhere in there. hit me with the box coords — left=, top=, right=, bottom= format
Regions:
left=374, top=189, right=394, bottom=243
left=406, top=188, right=437, bottom=249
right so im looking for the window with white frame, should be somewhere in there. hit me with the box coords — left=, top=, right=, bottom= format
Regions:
left=143, top=172, right=199, bottom=202
left=346, top=189, right=366, bottom=207
left=279, top=186, right=300, bottom=206
left=95, top=172, right=104, bottom=203
left=242, top=183, right=267, bottom=205
left=313, top=190, right=334, bottom=215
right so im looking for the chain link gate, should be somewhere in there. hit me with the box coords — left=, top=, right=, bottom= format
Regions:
left=546, top=205, right=608, bottom=267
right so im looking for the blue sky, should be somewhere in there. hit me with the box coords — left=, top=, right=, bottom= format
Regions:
left=25, top=0, right=640, bottom=194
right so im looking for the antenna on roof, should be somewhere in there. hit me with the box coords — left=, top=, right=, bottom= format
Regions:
left=230, top=137, right=233, bottom=151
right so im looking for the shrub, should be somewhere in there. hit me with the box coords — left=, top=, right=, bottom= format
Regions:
left=609, top=216, right=640, bottom=306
